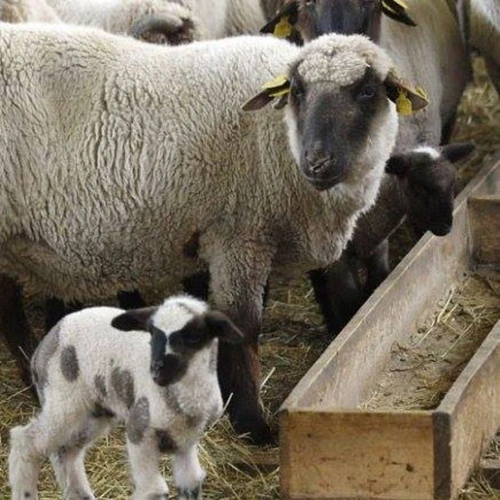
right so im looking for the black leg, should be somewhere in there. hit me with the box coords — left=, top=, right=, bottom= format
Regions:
left=45, top=297, right=83, bottom=331
left=117, top=289, right=147, bottom=310
left=0, top=274, right=35, bottom=387
left=363, top=239, right=390, bottom=296
left=183, top=271, right=210, bottom=301
left=309, top=256, right=364, bottom=336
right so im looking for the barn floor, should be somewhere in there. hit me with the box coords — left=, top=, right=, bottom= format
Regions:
left=0, top=59, right=499, bottom=499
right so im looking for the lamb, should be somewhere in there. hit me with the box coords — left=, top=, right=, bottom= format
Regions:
left=310, top=143, right=474, bottom=333
left=9, top=295, right=244, bottom=500
left=0, top=24, right=426, bottom=442
left=0, top=0, right=199, bottom=45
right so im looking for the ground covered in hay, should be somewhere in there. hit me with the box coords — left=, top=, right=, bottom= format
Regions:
left=0, top=59, right=499, bottom=499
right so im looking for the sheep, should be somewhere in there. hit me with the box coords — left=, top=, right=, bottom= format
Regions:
left=0, top=0, right=59, bottom=23
left=0, top=23, right=427, bottom=442
left=9, top=295, right=244, bottom=500
left=0, top=0, right=200, bottom=45
left=260, top=0, right=417, bottom=44
left=310, top=143, right=475, bottom=333
left=455, top=0, right=500, bottom=94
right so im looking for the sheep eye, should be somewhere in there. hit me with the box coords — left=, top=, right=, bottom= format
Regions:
left=357, top=85, right=376, bottom=100
left=291, top=81, right=304, bottom=98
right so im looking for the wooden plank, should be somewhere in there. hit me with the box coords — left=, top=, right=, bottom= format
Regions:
left=478, top=459, right=500, bottom=489
left=282, top=155, right=500, bottom=411
left=281, top=410, right=434, bottom=499
left=435, top=321, right=500, bottom=499
left=468, top=195, right=500, bottom=266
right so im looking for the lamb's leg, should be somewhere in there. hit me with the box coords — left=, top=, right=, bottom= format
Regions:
left=117, top=289, right=147, bottom=309
left=308, top=255, right=364, bottom=336
left=485, top=55, right=500, bottom=96
left=363, top=239, right=390, bottom=296
left=172, top=445, right=205, bottom=500
left=182, top=271, right=210, bottom=301
left=50, top=416, right=112, bottom=500
left=208, top=242, right=275, bottom=444
left=45, top=297, right=83, bottom=331
left=127, top=433, right=169, bottom=499
left=0, top=274, right=34, bottom=387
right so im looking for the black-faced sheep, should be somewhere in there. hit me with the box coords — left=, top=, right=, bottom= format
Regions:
left=9, top=295, right=244, bottom=500
left=0, top=25, right=425, bottom=442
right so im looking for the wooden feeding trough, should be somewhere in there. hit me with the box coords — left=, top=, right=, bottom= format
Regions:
left=280, top=154, right=500, bottom=500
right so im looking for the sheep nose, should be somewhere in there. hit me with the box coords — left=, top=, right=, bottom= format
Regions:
left=305, top=151, right=334, bottom=176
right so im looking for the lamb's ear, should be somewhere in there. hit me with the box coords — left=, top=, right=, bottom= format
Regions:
left=242, top=74, right=291, bottom=111
left=111, top=306, right=158, bottom=332
left=203, top=312, right=245, bottom=344
left=440, top=142, right=475, bottom=165
left=385, top=153, right=410, bottom=176
left=260, top=1, right=299, bottom=38
left=384, top=70, right=428, bottom=116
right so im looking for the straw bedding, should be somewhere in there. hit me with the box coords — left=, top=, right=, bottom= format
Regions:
left=0, top=58, right=499, bottom=499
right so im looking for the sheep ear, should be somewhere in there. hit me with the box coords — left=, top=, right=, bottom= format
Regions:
left=242, top=74, right=291, bottom=111
left=381, top=0, right=417, bottom=27
left=111, top=306, right=158, bottom=332
left=385, top=154, right=410, bottom=176
left=440, top=142, right=475, bottom=165
left=203, top=312, right=245, bottom=344
left=384, top=70, right=428, bottom=115
left=260, top=1, right=299, bottom=38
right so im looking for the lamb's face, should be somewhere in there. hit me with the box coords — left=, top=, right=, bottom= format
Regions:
left=111, top=296, right=244, bottom=387
left=385, top=143, right=474, bottom=236
left=284, top=35, right=398, bottom=191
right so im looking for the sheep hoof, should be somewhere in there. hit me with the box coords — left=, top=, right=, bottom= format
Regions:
left=232, top=414, right=277, bottom=446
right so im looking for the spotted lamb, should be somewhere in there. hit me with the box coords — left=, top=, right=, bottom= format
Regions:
left=9, top=295, right=244, bottom=500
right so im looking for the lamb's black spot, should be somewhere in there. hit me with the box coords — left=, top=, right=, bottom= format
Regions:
left=127, top=397, right=150, bottom=444
left=156, top=429, right=178, bottom=454
left=60, top=345, right=79, bottom=382
left=24, top=493, right=31, bottom=498
left=111, top=366, right=135, bottom=408
left=92, top=403, right=115, bottom=419
left=94, top=374, right=107, bottom=398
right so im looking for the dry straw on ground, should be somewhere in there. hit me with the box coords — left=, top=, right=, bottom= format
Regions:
left=0, top=59, right=499, bottom=499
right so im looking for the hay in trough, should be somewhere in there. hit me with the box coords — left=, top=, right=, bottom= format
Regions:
left=362, top=271, right=500, bottom=411
left=0, top=57, right=499, bottom=499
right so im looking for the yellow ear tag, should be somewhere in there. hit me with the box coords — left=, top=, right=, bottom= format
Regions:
left=396, top=90, right=413, bottom=116
left=274, top=16, right=293, bottom=38
left=262, top=74, right=289, bottom=90
left=381, top=1, right=398, bottom=16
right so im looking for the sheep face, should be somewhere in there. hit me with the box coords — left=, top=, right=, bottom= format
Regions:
left=111, top=297, right=244, bottom=387
left=260, top=0, right=416, bottom=43
left=386, top=143, right=474, bottom=236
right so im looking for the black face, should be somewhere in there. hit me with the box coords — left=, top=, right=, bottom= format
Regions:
left=300, top=0, right=382, bottom=41
left=148, top=318, right=212, bottom=387
left=290, top=67, right=387, bottom=191
left=404, top=156, right=456, bottom=236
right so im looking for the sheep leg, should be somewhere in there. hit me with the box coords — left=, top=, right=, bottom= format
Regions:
left=363, top=239, right=390, bottom=296
left=127, top=433, right=169, bottom=499
left=308, top=255, right=364, bottom=336
left=209, top=242, right=275, bottom=444
left=117, top=289, right=147, bottom=309
left=50, top=416, right=112, bottom=500
left=0, top=273, right=34, bottom=387
left=182, top=271, right=210, bottom=301
left=172, top=445, right=205, bottom=500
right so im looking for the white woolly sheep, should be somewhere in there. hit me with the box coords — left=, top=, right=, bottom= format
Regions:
left=0, top=0, right=200, bottom=45
left=9, top=295, right=244, bottom=500
left=0, top=25, right=426, bottom=442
